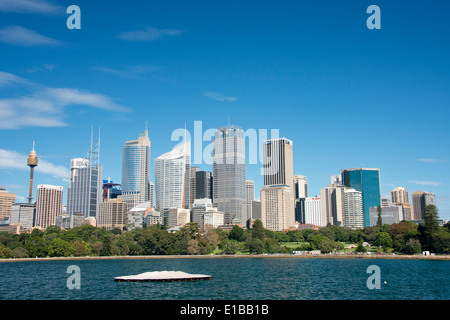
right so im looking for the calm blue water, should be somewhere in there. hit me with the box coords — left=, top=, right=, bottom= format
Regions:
left=0, top=257, right=448, bottom=300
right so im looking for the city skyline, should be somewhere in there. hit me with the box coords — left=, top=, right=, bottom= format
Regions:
left=0, top=0, right=449, bottom=220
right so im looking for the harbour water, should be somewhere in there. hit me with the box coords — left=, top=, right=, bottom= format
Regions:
left=1, top=257, right=448, bottom=300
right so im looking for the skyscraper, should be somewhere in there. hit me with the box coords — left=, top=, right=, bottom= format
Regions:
left=293, top=175, right=308, bottom=199
left=261, top=185, right=294, bottom=231
left=35, top=184, right=63, bottom=228
left=189, top=166, right=200, bottom=209
left=196, top=170, right=213, bottom=200
left=66, top=132, right=103, bottom=219
left=391, top=187, right=409, bottom=205
left=261, top=138, right=295, bottom=230
left=342, top=188, right=364, bottom=229
left=154, top=140, right=190, bottom=213
left=391, top=186, right=414, bottom=221
left=341, top=168, right=381, bottom=227
left=320, top=185, right=344, bottom=227
left=263, top=138, right=294, bottom=192
left=121, top=126, right=151, bottom=210
left=299, top=196, right=321, bottom=226
left=412, top=191, right=436, bottom=221
left=213, top=126, right=246, bottom=225
left=245, top=180, right=255, bottom=221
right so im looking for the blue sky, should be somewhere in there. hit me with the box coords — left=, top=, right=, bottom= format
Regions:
left=0, top=0, right=449, bottom=220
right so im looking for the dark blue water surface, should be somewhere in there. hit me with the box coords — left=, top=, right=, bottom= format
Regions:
left=0, top=257, right=448, bottom=300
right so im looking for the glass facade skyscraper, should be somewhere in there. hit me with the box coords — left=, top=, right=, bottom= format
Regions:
left=341, top=168, right=381, bottom=228
left=121, top=127, right=151, bottom=209
left=213, top=126, right=246, bottom=225
left=66, top=133, right=103, bottom=219
left=154, top=140, right=190, bottom=213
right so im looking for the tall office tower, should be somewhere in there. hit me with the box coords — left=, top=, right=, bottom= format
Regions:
left=189, top=166, right=199, bottom=208
left=148, top=181, right=154, bottom=208
left=0, top=186, right=16, bottom=223
left=293, top=175, right=308, bottom=198
left=154, top=140, right=190, bottom=213
left=391, top=187, right=413, bottom=221
left=9, top=203, right=35, bottom=229
left=97, top=198, right=128, bottom=231
left=391, top=187, right=409, bottom=205
left=27, top=142, right=38, bottom=204
left=35, top=184, right=63, bottom=228
left=320, top=185, right=344, bottom=227
left=343, top=187, right=364, bottom=229
left=301, top=196, right=322, bottom=226
left=121, top=126, right=151, bottom=210
left=261, top=138, right=295, bottom=230
left=213, top=126, right=246, bottom=225
left=261, top=185, right=294, bottom=231
left=245, top=180, right=255, bottom=221
left=412, top=191, right=436, bottom=221
left=263, top=138, right=294, bottom=192
left=66, top=133, right=103, bottom=219
left=341, top=168, right=381, bottom=227
left=196, top=170, right=213, bottom=200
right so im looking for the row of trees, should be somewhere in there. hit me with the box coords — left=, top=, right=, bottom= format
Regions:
left=1, top=205, right=449, bottom=259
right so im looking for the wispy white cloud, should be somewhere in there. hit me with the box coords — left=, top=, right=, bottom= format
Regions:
left=417, top=158, right=447, bottom=163
left=0, top=0, right=63, bottom=14
left=94, top=65, right=160, bottom=79
left=25, top=64, right=56, bottom=73
left=203, top=91, right=238, bottom=102
left=117, top=27, right=184, bottom=42
left=0, top=149, right=69, bottom=180
left=0, top=25, right=64, bottom=47
left=44, top=88, right=131, bottom=113
left=0, top=70, right=32, bottom=87
left=0, top=71, right=131, bottom=129
left=408, top=180, right=442, bottom=186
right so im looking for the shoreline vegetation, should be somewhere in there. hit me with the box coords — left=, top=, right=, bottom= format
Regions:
left=1, top=253, right=449, bottom=263
left=1, top=205, right=449, bottom=262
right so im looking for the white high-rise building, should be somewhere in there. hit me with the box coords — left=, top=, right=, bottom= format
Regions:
left=191, top=198, right=214, bottom=228
left=154, top=140, right=190, bottom=213
left=35, top=184, right=63, bottom=228
left=303, top=196, right=322, bottom=226
left=9, top=203, right=35, bottom=230
left=121, top=126, right=151, bottom=210
left=213, top=126, right=246, bottom=225
left=343, top=188, right=364, bottom=229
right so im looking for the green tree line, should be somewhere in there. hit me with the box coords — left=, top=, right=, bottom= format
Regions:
left=1, top=205, right=449, bottom=259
